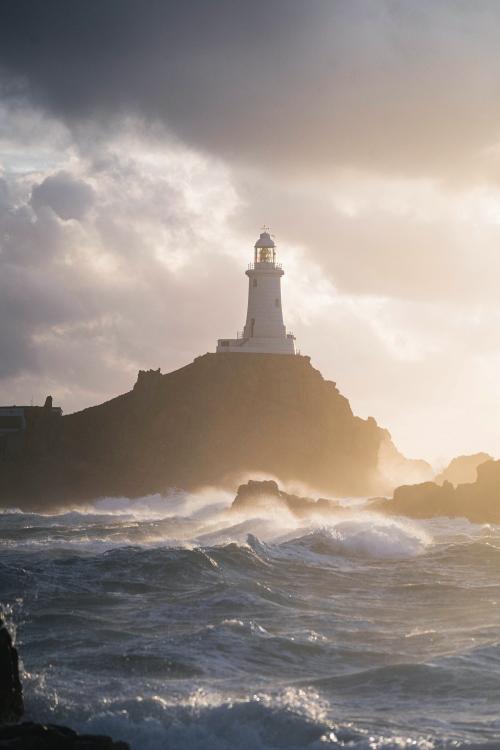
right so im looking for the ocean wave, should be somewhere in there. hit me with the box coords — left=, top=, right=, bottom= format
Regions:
left=279, top=517, right=430, bottom=560
left=307, top=659, right=500, bottom=701
left=26, top=685, right=459, bottom=750
left=5, top=492, right=500, bottom=749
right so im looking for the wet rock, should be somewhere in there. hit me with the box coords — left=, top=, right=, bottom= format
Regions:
left=0, top=722, right=129, bottom=748
left=232, top=479, right=340, bottom=517
left=0, top=619, right=23, bottom=724
left=0, top=618, right=130, bottom=748
left=233, top=479, right=282, bottom=506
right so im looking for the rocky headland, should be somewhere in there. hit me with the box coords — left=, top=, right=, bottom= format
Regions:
left=0, top=353, right=431, bottom=510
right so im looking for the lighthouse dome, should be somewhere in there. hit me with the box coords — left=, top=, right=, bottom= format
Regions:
left=254, top=231, right=275, bottom=249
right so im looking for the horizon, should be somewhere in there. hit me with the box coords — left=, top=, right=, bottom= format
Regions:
left=3, top=1, right=500, bottom=465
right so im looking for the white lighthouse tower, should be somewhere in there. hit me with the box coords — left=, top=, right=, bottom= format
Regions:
left=216, top=230, right=296, bottom=355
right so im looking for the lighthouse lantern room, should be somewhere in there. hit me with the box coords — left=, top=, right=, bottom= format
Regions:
left=216, top=230, right=296, bottom=355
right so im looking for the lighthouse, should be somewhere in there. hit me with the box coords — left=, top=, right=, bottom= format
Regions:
left=216, top=230, right=296, bottom=355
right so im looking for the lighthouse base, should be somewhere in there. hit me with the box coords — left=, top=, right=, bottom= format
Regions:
left=216, top=335, right=296, bottom=355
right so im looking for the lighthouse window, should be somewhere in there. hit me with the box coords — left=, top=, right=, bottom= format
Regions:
left=275, top=298, right=280, bottom=307
left=253, top=278, right=257, bottom=287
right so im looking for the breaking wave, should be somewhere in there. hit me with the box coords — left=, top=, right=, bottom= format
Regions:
left=2, top=488, right=500, bottom=749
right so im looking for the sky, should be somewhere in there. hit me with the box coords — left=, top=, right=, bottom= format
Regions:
left=1, top=0, right=500, bottom=465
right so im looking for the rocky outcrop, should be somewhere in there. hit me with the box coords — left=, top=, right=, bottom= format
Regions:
left=133, top=367, right=163, bottom=392
left=232, top=479, right=340, bottom=516
left=0, top=353, right=431, bottom=510
left=373, top=459, right=500, bottom=523
left=0, top=619, right=23, bottom=724
left=0, top=723, right=129, bottom=748
left=434, top=452, right=493, bottom=487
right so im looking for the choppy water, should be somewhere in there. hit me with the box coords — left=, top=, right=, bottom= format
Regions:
left=1, top=488, right=500, bottom=750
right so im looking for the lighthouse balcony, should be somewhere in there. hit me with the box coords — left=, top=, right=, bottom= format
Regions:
left=216, top=337, right=248, bottom=352
left=247, top=262, right=283, bottom=271
left=216, top=334, right=296, bottom=355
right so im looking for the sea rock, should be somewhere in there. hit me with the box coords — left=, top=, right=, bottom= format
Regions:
left=434, top=452, right=493, bottom=487
left=0, top=619, right=23, bottom=724
left=373, top=459, right=500, bottom=523
left=0, top=722, right=129, bottom=748
left=0, top=353, right=431, bottom=510
left=232, top=479, right=282, bottom=508
left=371, top=480, right=456, bottom=519
left=232, top=479, right=340, bottom=517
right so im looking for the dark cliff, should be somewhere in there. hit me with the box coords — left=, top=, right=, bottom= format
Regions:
left=0, top=353, right=430, bottom=509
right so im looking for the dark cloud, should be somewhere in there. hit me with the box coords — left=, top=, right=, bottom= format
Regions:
left=2, top=1, right=500, bottom=182
left=31, top=171, right=94, bottom=220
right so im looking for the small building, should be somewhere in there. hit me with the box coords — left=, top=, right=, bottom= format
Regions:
left=0, top=397, right=63, bottom=437
left=216, top=230, right=296, bottom=355
left=0, top=407, right=27, bottom=435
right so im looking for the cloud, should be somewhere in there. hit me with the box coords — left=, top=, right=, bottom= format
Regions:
left=232, top=170, right=500, bottom=305
left=2, top=1, right=500, bottom=183
left=31, top=171, right=94, bottom=220
left=0, top=132, right=245, bottom=405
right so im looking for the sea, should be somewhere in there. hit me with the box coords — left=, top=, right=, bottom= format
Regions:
left=1, top=487, right=499, bottom=750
